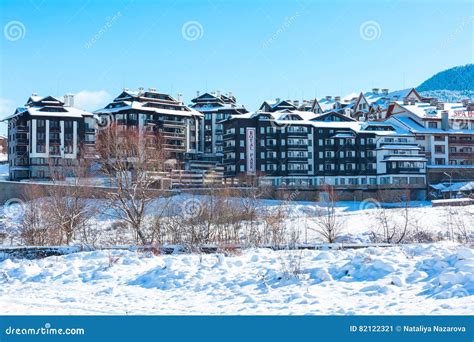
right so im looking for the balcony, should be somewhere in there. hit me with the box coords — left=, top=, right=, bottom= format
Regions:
left=449, top=139, right=474, bottom=145
left=287, top=169, right=309, bottom=175
left=49, top=138, right=61, bottom=146
left=287, top=142, right=308, bottom=149
left=163, top=132, right=186, bottom=139
left=387, top=167, right=423, bottom=174
left=16, top=138, right=29, bottom=145
left=163, top=120, right=185, bottom=127
left=449, top=152, right=474, bottom=158
left=16, top=125, right=28, bottom=132
left=163, top=144, right=185, bottom=152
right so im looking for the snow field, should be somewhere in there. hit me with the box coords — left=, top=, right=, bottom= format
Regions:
left=0, top=242, right=472, bottom=315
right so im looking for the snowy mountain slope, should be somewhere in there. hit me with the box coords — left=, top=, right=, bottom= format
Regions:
left=0, top=243, right=472, bottom=315
left=417, top=64, right=474, bottom=101
left=418, top=64, right=474, bottom=92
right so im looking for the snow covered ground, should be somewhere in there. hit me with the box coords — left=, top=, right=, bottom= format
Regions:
left=0, top=243, right=472, bottom=315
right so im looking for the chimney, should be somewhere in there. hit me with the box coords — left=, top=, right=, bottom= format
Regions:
left=334, top=96, right=341, bottom=102
left=294, top=100, right=300, bottom=107
left=436, top=102, right=444, bottom=110
left=461, top=99, right=469, bottom=107
left=403, top=97, right=409, bottom=105
left=148, top=87, right=156, bottom=92
left=382, top=88, right=389, bottom=96
left=441, top=110, right=450, bottom=131
left=63, top=94, right=74, bottom=107
left=228, top=91, right=233, bottom=98
left=216, top=90, right=221, bottom=98
left=177, top=93, right=183, bottom=102
left=138, top=87, right=144, bottom=92
left=196, top=90, right=200, bottom=98
left=325, top=95, right=332, bottom=101
left=372, top=88, right=379, bottom=95
left=275, top=97, right=281, bottom=103
left=430, top=98, right=438, bottom=106
left=32, top=92, right=38, bottom=97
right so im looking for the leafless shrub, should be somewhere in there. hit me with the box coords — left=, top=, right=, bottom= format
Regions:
left=372, top=194, right=412, bottom=244
left=312, top=185, right=345, bottom=243
left=445, top=206, right=473, bottom=244
left=277, top=250, right=303, bottom=280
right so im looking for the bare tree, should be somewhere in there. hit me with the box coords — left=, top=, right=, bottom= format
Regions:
left=312, top=185, right=344, bottom=243
left=372, top=194, right=411, bottom=244
left=46, top=158, right=97, bottom=245
left=96, top=123, right=168, bottom=245
left=17, top=184, right=59, bottom=245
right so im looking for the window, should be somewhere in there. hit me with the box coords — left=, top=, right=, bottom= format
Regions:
left=36, top=144, right=45, bottom=153
left=37, top=120, right=45, bottom=128
left=239, top=165, right=245, bottom=172
left=240, top=128, right=245, bottom=134
left=428, top=122, right=438, bottom=129
left=240, top=153, right=244, bottom=160
left=240, top=140, right=244, bottom=147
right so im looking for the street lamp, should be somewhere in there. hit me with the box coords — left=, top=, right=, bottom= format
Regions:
left=443, top=171, right=452, bottom=199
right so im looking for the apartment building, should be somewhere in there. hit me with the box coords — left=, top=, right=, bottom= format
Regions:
left=222, top=106, right=427, bottom=193
left=95, top=88, right=203, bottom=164
left=4, top=94, right=95, bottom=180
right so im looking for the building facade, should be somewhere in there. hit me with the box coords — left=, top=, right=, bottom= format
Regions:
left=95, top=88, right=203, bottom=165
left=386, top=100, right=474, bottom=166
left=190, top=91, right=247, bottom=158
left=222, top=108, right=427, bottom=196
left=4, top=94, right=95, bottom=180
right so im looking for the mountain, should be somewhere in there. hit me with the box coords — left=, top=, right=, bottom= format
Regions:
left=418, top=64, right=474, bottom=92
left=417, top=64, right=474, bottom=101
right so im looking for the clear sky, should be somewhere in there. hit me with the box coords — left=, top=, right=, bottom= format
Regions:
left=0, top=0, right=473, bottom=134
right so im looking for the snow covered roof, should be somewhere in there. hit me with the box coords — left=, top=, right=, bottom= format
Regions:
left=431, top=181, right=474, bottom=192
left=95, top=90, right=202, bottom=117
left=395, top=102, right=466, bottom=119
left=379, top=145, right=421, bottom=150
left=191, top=102, right=247, bottom=114
left=389, top=111, right=474, bottom=135
left=382, top=156, right=428, bottom=162
left=4, top=95, right=92, bottom=121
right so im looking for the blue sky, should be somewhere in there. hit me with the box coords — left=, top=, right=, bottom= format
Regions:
left=0, top=0, right=473, bottom=134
